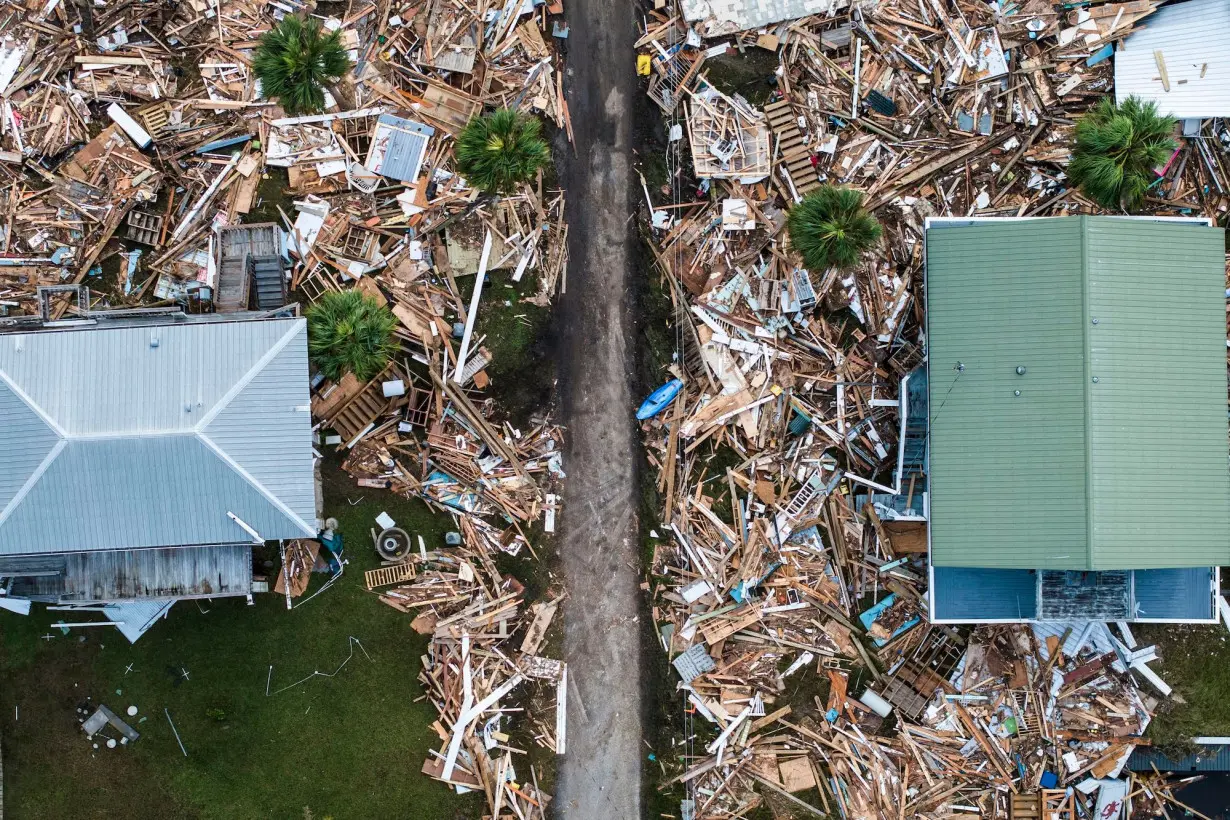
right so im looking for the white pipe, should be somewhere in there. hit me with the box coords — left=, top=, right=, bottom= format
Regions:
left=107, top=103, right=152, bottom=149
left=453, top=230, right=492, bottom=383
left=50, top=621, right=124, bottom=627
left=227, top=511, right=264, bottom=543
left=859, top=688, right=893, bottom=718
left=172, top=154, right=240, bottom=242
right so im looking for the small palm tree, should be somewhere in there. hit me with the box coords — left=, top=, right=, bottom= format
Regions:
left=1068, top=96, right=1176, bottom=211
left=306, top=289, right=397, bottom=382
left=787, top=186, right=882, bottom=270
left=456, top=109, right=550, bottom=194
left=253, top=16, right=351, bottom=116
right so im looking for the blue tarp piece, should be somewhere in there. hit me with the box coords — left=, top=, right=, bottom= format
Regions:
left=858, top=593, right=920, bottom=647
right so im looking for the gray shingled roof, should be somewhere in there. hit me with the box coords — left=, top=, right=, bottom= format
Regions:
left=0, top=317, right=317, bottom=554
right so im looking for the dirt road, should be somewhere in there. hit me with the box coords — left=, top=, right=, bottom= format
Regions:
left=554, top=0, right=642, bottom=817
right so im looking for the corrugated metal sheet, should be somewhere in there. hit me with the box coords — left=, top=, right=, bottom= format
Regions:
left=1032, top=620, right=1117, bottom=660
left=0, top=378, right=60, bottom=513
left=366, top=115, right=434, bottom=183
left=927, top=218, right=1089, bottom=569
left=681, top=0, right=841, bottom=34
left=927, top=217, right=1229, bottom=571
left=102, top=599, right=175, bottom=643
left=1114, top=0, right=1230, bottom=119
left=0, top=318, right=290, bottom=435
left=1130, top=745, right=1230, bottom=773
left=203, top=322, right=315, bottom=523
left=1084, top=219, right=1229, bottom=569
left=933, top=566, right=1215, bottom=622
left=932, top=567, right=1037, bottom=620
left=0, top=317, right=316, bottom=555
left=1133, top=567, right=1214, bottom=619
left=1, top=436, right=306, bottom=552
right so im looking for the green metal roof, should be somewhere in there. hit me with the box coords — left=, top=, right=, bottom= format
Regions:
left=926, top=217, right=1229, bottom=570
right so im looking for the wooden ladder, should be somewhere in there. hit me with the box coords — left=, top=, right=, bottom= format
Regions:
left=364, top=563, right=416, bottom=591
left=332, top=383, right=390, bottom=444
left=782, top=472, right=825, bottom=519
left=764, top=99, right=821, bottom=195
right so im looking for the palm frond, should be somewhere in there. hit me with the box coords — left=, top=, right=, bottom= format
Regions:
left=456, top=109, right=551, bottom=194
left=254, top=16, right=352, bottom=116
left=787, top=186, right=882, bottom=271
left=306, top=289, right=398, bottom=382
left=1068, top=95, right=1176, bottom=211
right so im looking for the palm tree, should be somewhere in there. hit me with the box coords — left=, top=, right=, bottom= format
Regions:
left=253, top=16, right=351, bottom=116
left=306, top=290, right=397, bottom=382
left=456, top=109, right=550, bottom=194
left=787, top=185, right=882, bottom=270
left=1068, top=96, right=1176, bottom=211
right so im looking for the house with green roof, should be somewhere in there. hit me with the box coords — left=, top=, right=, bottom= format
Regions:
left=924, top=216, right=1229, bottom=623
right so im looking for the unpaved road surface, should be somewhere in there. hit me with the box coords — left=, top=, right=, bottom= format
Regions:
left=554, top=0, right=642, bottom=817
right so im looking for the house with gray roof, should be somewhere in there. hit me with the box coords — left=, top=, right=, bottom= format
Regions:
left=0, top=309, right=318, bottom=628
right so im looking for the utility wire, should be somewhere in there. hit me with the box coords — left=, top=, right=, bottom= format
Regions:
left=928, top=361, right=965, bottom=427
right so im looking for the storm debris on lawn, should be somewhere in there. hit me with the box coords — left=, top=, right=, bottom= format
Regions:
left=636, top=0, right=1229, bottom=816
left=366, top=538, right=561, bottom=818
left=0, top=0, right=570, bottom=809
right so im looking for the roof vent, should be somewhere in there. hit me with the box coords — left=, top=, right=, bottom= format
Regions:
left=150, top=335, right=159, bottom=348
left=1015, top=365, right=1026, bottom=375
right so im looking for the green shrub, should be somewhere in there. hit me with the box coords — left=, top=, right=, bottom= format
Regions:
left=787, top=185, right=882, bottom=270
left=254, top=16, right=351, bottom=116
left=455, top=109, right=550, bottom=194
left=306, top=290, right=397, bottom=382
left=1068, top=96, right=1176, bottom=211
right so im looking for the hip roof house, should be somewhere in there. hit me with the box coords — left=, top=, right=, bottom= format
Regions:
left=0, top=311, right=318, bottom=630
left=924, top=216, right=1229, bottom=623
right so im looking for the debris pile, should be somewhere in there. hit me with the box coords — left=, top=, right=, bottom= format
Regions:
left=0, top=0, right=570, bottom=323
left=666, top=616, right=1175, bottom=817
left=641, top=0, right=1230, bottom=222
left=636, top=0, right=1229, bottom=816
left=362, top=520, right=562, bottom=818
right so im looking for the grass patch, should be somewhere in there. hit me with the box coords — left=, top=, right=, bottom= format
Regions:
left=0, top=462, right=482, bottom=820
left=1136, top=623, right=1230, bottom=755
left=634, top=237, right=677, bottom=389
left=465, top=270, right=554, bottom=427
left=702, top=49, right=779, bottom=107
left=243, top=166, right=294, bottom=226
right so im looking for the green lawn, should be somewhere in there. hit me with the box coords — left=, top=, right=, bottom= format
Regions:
left=0, top=467, right=482, bottom=820
left=1137, top=622, right=1230, bottom=754
left=468, top=271, right=553, bottom=427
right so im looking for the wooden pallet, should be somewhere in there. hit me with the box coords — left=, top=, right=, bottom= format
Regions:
left=125, top=211, right=163, bottom=245
left=135, top=101, right=171, bottom=140
left=765, top=99, right=821, bottom=195
left=364, top=563, right=416, bottom=591
left=1008, top=793, right=1041, bottom=820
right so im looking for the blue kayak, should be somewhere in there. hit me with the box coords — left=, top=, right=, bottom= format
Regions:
left=637, top=378, right=684, bottom=420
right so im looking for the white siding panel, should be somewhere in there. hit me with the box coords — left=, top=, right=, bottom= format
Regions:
left=1114, top=0, right=1230, bottom=119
